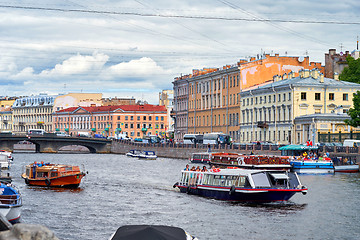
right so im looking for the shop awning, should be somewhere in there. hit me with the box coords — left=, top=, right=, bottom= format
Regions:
left=91, top=128, right=96, bottom=132
left=142, top=128, right=147, bottom=132
left=105, top=128, right=109, bottom=131
left=55, top=128, right=60, bottom=132
left=64, top=128, right=69, bottom=132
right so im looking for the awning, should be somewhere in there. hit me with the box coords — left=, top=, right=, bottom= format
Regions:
left=278, top=144, right=318, bottom=151
left=270, top=173, right=289, bottom=179
left=91, top=128, right=96, bottom=132
left=105, top=128, right=109, bottom=131
left=116, top=128, right=121, bottom=132
left=55, top=128, right=60, bottom=132
left=64, top=128, right=69, bottom=132
left=142, top=128, right=147, bottom=132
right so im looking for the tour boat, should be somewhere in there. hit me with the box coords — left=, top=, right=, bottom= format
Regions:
left=290, top=159, right=334, bottom=174
left=21, top=162, right=86, bottom=188
left=126, top=149, right=142, bottom=158
left=190, top=152, right=213, bottom=164
left=210, top=152, right=292, bottom=171
left=0, top=181, right=22, bottom=224
left=138, top=151, right=157, bottom=160
left=173, top=168, right=307, bottom=202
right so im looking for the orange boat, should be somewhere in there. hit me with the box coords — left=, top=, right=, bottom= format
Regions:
left=21, top=162, right=86, bottom=188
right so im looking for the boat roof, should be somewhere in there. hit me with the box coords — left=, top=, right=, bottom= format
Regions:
left=206, top=168, right=283, bottom=175
left=278, top=144, right=318, bottom=151
left=25, top=164, right=78, bottom=170
left=110, top=225, right=188, bottom=240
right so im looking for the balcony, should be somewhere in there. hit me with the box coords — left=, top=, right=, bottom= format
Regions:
left=257, top=121, right=268, bottom=128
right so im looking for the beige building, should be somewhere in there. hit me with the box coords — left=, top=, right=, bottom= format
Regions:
left=0, top=108, right=13, bottom=132
left=239, top=69, right=360, bottom=144
left=12, top=94, right=57, bottom=133
left=102, top=97, right=136, bottom=106
left=53, top=93, right=103, bottom=112
left=159, top=90, right=174, bottom=135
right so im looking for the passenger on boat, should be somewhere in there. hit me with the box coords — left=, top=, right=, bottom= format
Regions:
left=201, top=166, right=207, bottom=172
left=195, top=166, right=201, bottom=172
left=190, top=166, right=196, bottom=171
left=32, top=162, right=37, bottom=179
left=184, top=164, right=190, bottom=171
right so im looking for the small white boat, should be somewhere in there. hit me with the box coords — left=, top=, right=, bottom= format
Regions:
left=0, top=150, right=13, bottom=161
left=0, top=154, right=10, bottom=169
left=334, top=164, right=359, bottom=173
left=138, top=151, right=157, bottom=160
left=126, top=150, right=141, bottom=158
left=0, top=182, right=22, bottom=224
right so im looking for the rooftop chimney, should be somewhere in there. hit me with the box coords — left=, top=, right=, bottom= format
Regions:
left=334, top=72, right=339, bottom=81
left=319, top=73, right=324, bottom=83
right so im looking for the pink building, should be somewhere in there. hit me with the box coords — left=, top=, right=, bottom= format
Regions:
left=52, top=104, right=168, bottom=139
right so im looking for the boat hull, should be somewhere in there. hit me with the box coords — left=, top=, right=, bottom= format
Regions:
left=0, top=205, right=21, bottom=224
left=290, top=161, right=334, bottom=174
left=23, top=174, right=85, bottom=188
left=334, top=164, right=360, bottom=173
left=177, top=185, right=303, bottom=202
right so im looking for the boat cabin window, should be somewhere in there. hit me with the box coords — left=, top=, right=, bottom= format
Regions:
left=251, top=172, right=271, bottom=188
left=65, top=167, right=72, bottom=171
left=51, top=172, right=58, bottom=178
left=26, top=168, right=30, bottom=177
left=203, top=174, right=247, bottom=187
left=36, top=172, right=49, bottom=178
left=269, top=173, right=289, bottom=187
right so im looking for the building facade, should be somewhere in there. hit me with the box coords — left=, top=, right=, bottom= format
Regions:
left=102, top=97, right=136, bottom=106
left=173, top=53, right=324, bottom=142
left=325, top=48, right=360, bottom=79
left=12, top=94, right=57, bottom=133
left=239, top=69, right=360, bottom=144
left=159, top=90, right=174, bottom=137
left=53, top=104, right=168, bottom=138
left=53, top=93, right=103, bottom=112
left=0, top=108, right=13, bottom=132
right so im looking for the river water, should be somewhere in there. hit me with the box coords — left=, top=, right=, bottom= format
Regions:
left=8, top=153, right=360, bottom=240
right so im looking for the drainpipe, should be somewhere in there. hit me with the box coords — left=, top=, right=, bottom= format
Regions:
left=272, top=85, right=277, bottom=144
left=289, top=84, right=294, bottom=144
left=210, top=77, right=213, bottom=133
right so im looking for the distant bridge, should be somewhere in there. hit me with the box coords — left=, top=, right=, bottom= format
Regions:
left=0, top=133, right=111, bottom=153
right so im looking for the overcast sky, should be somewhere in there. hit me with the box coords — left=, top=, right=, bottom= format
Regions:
left=1, top=0, right=359, bottom=103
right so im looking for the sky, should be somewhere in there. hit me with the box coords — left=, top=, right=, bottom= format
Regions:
left=0, top=0, right=359, bottom=104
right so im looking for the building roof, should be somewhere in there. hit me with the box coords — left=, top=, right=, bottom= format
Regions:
left=54, top=104, right=167, bottom=114
left=249, top=74, right=360, bottom=92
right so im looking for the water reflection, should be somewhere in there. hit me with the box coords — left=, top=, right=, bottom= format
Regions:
left=26, top=186, right=85, bottom=193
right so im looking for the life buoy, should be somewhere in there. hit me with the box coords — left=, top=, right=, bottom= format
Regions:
left=237, top=158, right=244, bottom=165
left=173, top=182, right=178, bottom=188
left=229, top=185, right=236, bottom=195
left=45, top=178, right=51, bottom=186
left=25, top=179, right=29, bottom=185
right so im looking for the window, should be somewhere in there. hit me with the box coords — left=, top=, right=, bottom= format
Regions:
left=301, top=92, right=306, bottom=100
left=125, top=123, right=128, bottom=128
left=230, top=76, right=232, bottom=87
left=137, top=123, right=140, bottom=128
left=143, top=116, right=146, bottom=120
left=130, top=123, right=134, bottom=128
left=329, top=93, right=334, bottom=100
left=149, top=116, right=152, bottom=120
left=156, top=116, right=159, bottom=121
left=343, top=93, right=348, bottom=101
left=137, top=116, right=140, bottom=120
left=161, top=116, right=164, bottom=121
left=288, top=93, right=291, bottom=101
left=125, top=116, right=128, bottom=120
left=117, top=116, right=120, bottom=120
left=130, top=116, right=133, bottom=120
left=278, top=94, right=281, bottom=102
left=315, top=93, right=321, bottom=101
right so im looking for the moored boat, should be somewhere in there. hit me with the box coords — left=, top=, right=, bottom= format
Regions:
left=0, top=154, right=10, bottom=169
left=126, top=149, right=141, bottom=158
left=138, top=151, right=157, bottom=160
left=210, top=152, right=292, bottom=171
left=0, top=150, right=13, bottom=161
left=21, top=162, right=86, bottom=188
left=190, top=152, right=212, bottom=164
left=334, top=164, right=359, bottom=173
left=290, top=159, right=334, bottom=174
left=173, top=168, right=307, bottom=202
left=0, top=181, right=22, bottom=224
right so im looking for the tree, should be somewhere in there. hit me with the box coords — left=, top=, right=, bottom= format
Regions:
left=345, top=91, right=360, bottom=127
left=339, top=56, right=360, bottom=83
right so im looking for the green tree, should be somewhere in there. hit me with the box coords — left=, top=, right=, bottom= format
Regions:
left=339, top=56, right=360, bottom=83
left=345, top=91, right=360, bottom=127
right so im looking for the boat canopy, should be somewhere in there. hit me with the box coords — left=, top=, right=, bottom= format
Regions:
left=278, top=144, right=318, bottom=151
left=110, top=225, right=189, bottom=240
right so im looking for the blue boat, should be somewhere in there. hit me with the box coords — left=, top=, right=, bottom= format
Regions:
left=173, top=168, right=307, bottom=203
left=138, top=151, right=157, bottom=160
left=0, top=181, right=22, bottom=223
left=290, top=160, right=334, bottom=174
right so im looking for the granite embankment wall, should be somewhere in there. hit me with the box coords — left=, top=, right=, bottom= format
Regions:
left=111, top=141, right=282, bottom=159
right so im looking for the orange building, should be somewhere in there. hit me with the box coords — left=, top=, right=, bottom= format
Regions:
left=52, top=104, right=168, bottom=139
left=173, top=53, right=324, bottom=142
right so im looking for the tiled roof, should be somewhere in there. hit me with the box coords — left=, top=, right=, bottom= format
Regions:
left=55, top=104, right=166, bottom=114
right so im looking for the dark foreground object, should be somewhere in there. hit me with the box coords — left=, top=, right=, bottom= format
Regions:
left=110, top=225, right=196, bottom=240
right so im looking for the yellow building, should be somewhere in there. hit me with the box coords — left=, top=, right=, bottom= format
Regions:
left=0, top=108, right=13, bottom=132
left=239, top=69, right=360, bottom=144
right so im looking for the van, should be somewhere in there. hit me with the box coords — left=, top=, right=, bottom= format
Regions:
left=77, top=132, right=91, bottom=138
left=27, top=129, right=45, bottom=135
left=343, top=139, right=360, bottom=147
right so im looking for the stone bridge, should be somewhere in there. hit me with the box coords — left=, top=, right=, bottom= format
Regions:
left=0, top=133, right=111, bottom=153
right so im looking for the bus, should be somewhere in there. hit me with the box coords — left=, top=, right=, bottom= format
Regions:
left=183, top=134, right=203, bottom=144
left=203, top=132, right=231, bottom=145
left=27, top=129, right=46, bottom=135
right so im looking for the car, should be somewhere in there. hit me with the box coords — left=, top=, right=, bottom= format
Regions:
left=56, top=132, right=69, bottom=137
left=134, top=138, right=143, bottom=142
